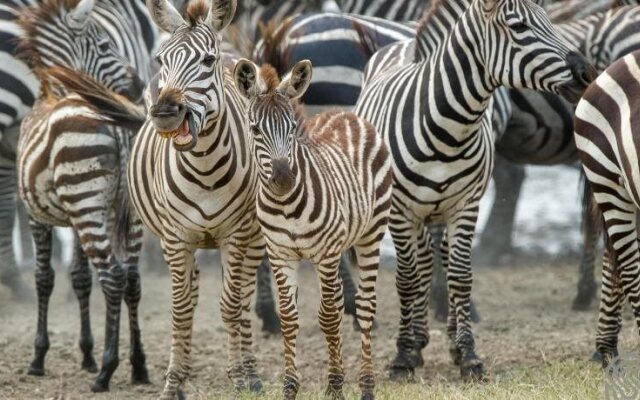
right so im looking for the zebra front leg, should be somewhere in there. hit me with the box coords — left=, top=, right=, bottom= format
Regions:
left=409, top=226, right=434, bottom=369
left=255, top=255, right=281, bottom=335
left=70, top=233, right=97, bottom=373
left=446, top=212, right=486, bottom=381
left=27, top=220, right=54, bottom=376
left=159, top=241, right=198, bottom=400
left=270, top=257, right=300, bottom=399
left=387, top=212, right=423, bottom=381
left=338, top=251, right=360, bottom=328
left=353, top=240, right=381, bottom=400
left=317, top=257, right=345, bottom=400
left=594, top=248, right=622, bottom=366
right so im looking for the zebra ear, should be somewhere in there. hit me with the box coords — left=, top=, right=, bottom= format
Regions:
left=66, top=0, right=95, bottom=31
left=234, top=58, right=259, bottom=99
left=146, top=0, right=185, bottom=33
left=279, top=60, right=312, bottom=100
left=207, top=0, right=236, bottom=31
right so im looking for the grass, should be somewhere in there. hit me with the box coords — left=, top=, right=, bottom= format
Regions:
left=211, top=359, right=602, bottom=400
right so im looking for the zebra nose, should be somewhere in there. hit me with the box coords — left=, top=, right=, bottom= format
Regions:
left=268, top=158, right=295, bottom=196
left=567, top=51, right=597, bottom=88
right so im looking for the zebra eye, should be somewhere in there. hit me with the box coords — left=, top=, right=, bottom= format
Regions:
left=98, top=41, right=110, bottom=53
left=509, top=20, right=528, bottom=33
left=250, top=125, right=262, bottom=136
left=202, top=54, right=217, bottom=67
left=155, top=55, right=163, bottom=66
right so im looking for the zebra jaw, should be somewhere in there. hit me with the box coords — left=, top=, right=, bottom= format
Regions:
left=158, top=114, right=198, bottom=151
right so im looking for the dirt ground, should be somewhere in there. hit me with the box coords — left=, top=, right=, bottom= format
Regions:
left=0, top=255, right=637, bottom=400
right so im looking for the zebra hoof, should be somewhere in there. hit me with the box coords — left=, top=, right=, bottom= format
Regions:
left=571, top=288, right=596, bottom=311
left=81, top=357, right=98, bottom=373
left=27, top=364, right=45, bottom=376
left=460, top=360, right=486, bottom=382
left=325, top=386, right=345, bottom=400
left=131, top=365, right=151, bottom=385
left=591, top=351, right=603, bottom=363
left=260, top=315, right=281, bottom=336
left=90, top=376, right=110, bottom=393
left=449, top=343, right=462, bottom=366
left=248, top=378, right=263, bottom=393
left=177, top=388, right=186, bottom=400
left=409, top=348, right=424, bottom=368
left=388, top=353, right=414, bottom=381
left=360, top=391, right=375, bottom=400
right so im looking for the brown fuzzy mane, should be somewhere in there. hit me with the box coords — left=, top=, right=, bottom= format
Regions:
left=186, top=0, right=209, bottom=26
left=255, top=19, right=294, bottom=76
left=17, top=0, right=82, bottom=70
left=416, top=0, right=442, bottom=38
left=259, top=64, right=281, bottom=91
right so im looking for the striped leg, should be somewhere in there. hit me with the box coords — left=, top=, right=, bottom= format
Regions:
left=121, top=216, right=149, bottom=385
left=159, top=239, right=198, bottom=400
left=255, top=255, right=281, bottom=335
left=69, top=233, right=97, bottom=373
left=354, top=239, right=381, bottom=400
left=446, top=209, right=485, bottom=380
left=17, top=198, right=34, bottom=267
left=340, top=251, right=359, bottom=325
left=388, top=206, right=423, bottom=380
left=409, top=226, right=434, bottom=369
left=595, top=247, right=623, bottom=366
left=431, top=223, right=448, bottom=322
left=317, top=256, right=345, bottom=400
left=573, top=194, right=600, bottom=311
left=270, top=255, right=300, bottom=399
left=27, top=220, right=54, bottom=376
left=440, top=231, right=461, bottom=366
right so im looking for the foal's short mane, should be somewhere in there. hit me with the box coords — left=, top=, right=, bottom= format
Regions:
left=186, top=0, right=209, bottom=26
left=258, top=63, right=306, bottom=129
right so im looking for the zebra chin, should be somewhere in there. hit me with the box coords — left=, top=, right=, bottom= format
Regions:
left=267, top=159, right=295, bottom=196
left=556, top=51, right=598, bottom=104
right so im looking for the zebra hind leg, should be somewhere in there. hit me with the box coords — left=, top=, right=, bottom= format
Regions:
left=70, top=233, right=97, bottom=373
left=572, top=190, right=600, bottom=311
left=409, top=226, right=434, bottom=370
left=254, top=255, right=281, bottom=335
left=594, top=248, right=622, bottom=366
left=27, top=220, right=54, bottom=376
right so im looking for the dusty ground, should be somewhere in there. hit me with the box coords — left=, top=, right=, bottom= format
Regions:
left=0, top=256, right=637, bottom=400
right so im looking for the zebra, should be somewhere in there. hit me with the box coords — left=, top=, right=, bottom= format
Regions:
left=353, top=0, right=595, bottom=380
left=0, top=0, right=157, bottom=299
left=16, top=0, right=148, bottom=391
left=336, top=0, right=426, bottom=20
left=481, top=4, right=640, bottom=310
left=233, top=58, right=392, bottom=400
left=546, top=0, right=639, bottom=22
left=573, top=49, right=640, bottom=367
left=128, top=0, right=264, bottom=397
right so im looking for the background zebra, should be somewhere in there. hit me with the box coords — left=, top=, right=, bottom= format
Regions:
left=128, top=0, right=265, bottom=397
left=354, top=0, right=595, bottom=381
left=234, top=58, right=392, bottom=400
left=573, top=49, right=640, bottom=366
left=0, top=0, right=157, bottom=299
left=15, top=0, right=149, bottom=389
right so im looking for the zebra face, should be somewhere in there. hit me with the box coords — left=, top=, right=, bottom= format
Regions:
left=18, top=0, right=145, bottom=101
left=146, top=0, right=236, bottom=152
left=234, top=59, right=312, bottom=196
left=481, top=0, right=596, bottom=102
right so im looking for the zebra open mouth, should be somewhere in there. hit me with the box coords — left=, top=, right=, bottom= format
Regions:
left=169, top=114, right=197, bottom=151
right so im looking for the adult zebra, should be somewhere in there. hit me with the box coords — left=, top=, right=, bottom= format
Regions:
left=0, top=0, right=157, bottom=298
left=15, top=0, right=148, bottom=391
left=481, top=4, right=640, bottom=310
left=354, top=0, right=595, bottom=380
left=129, top=0, right=264, bottom=397
left=573, top=49, right=640, bottom=367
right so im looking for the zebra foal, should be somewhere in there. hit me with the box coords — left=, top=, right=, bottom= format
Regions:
left=233, top=60, right=392, bottom=400
left=574, top=49, right=640, bottom=366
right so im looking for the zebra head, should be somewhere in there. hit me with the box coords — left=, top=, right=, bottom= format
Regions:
left=146, top=0, right=235, bottom=152
left=18, top=0, right=144, bottom=101
left=234, top=59, right=312, bottom=197
left=477, top=0, right=596, bottom=102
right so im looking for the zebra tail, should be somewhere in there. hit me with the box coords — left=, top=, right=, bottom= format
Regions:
left=45, top=66, right=146, bottom=132
left=352, top=20, right=379, bottom=58
left=580, top=170, right=611, bottom=268
left=113, top=128, right=133, bottom=263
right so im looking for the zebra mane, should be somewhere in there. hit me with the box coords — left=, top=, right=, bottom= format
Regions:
left=16, top=0, right=83, bottom=70
left=257, top=64, right=306, bottom=127
left=415, top=0, right=467, bottom=61
left=255, top=19, right=294, bottom=76
left=186, top=0, right=210, bottom=26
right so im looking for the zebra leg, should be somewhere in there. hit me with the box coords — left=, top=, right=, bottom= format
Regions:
left=339, top=251, right=359, bottom=326
left=441, top=232, right=461, bottom=366
left=122, top=217, right=150, bottom=385
left=388, top=211, right=423, bottom=380
left=430, top=223, right=448, bottom=322
left=317, top=256, right=345, bottom=400
left=238, top=235, right=264, bottom=393
left=27, top=220, right=54, bottom=376
left=353, top=239, right=381, bottom=400
left=270, top=255, right=300, bottom=399
left=254, top=254, right=281, bottom=335
left=158, top=240, right=198, bottom=400
left=594, top=247, right=622, bottom=366
left=409, top=226, right=434, bottom=369
left=69, top=233, right=97, bottom=373
left=477, top=156, right=525, bottom=265
left=16, top=198, right=34, bottom=267
left=572, top=192, right=600, bottom=311
left=446, top=211, right=486, bottom=381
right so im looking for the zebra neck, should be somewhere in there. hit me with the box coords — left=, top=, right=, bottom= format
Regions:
left=557, top=12, right=603, bottom=63
left=179, top=107, right=236, bottom=166
left=415, top=0, right=469, bottom=60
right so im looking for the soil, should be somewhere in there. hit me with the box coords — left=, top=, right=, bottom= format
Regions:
left=0, top=256, right=636, bottom=400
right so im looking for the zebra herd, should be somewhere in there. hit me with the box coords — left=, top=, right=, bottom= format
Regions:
left=2, top=0, right=640, bottom=398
